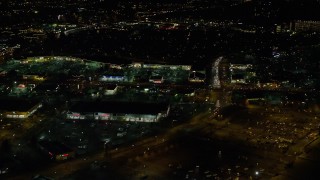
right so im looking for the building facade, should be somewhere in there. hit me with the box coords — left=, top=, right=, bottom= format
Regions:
left=66, top=101, right=170, bottom=122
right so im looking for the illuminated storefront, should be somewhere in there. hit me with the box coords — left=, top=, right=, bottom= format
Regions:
left=66, top=101, right=170, bottom=122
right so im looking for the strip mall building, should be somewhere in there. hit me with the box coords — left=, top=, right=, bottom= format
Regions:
left=66, top=101, right=170, bottom=122
left=0, top=99, right=42, bottom=119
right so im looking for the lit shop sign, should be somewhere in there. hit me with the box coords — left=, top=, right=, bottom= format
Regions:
left=98, top=113, right=110, bottom=117
left=95, top=113, right=110, bottom=120
left=100, top=76, right=124, bottom=82
left=68, top=113, right=84, bottom=119
left=72, top=113, right=80, bottom=116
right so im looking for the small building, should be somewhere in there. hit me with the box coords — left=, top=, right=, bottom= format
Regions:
left=66, top=101, right=170, bottom=122
left=293, top=20, right=320, bottom=32
left=131, top=62, right=143, bottom=68
left=0, top=98, right=42, bottom=118
left=230, top=64, right=255, bottom=84
left=22, top=74, right=46, bottom=81
left=38, top=140, right=75, bottom=161
left=188, top=71, right=206, bottom=83
left=104, top=84, right=118, bottom=95
left=149, top=75, right=164, bottom=84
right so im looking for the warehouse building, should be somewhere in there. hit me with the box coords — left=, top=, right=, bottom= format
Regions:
left=0, top=99, right=42, bottom=118
left=66, top=101, right=170, bottom=122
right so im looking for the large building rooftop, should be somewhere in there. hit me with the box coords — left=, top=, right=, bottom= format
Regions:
left=0, top=98, right=40, bottom=112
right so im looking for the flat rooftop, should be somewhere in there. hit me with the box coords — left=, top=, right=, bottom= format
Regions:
left=105, top=84, right=117, bottom=90
left=69, top=101, right=169, bottom=115
left=0, top=99, right=40, bottom=112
